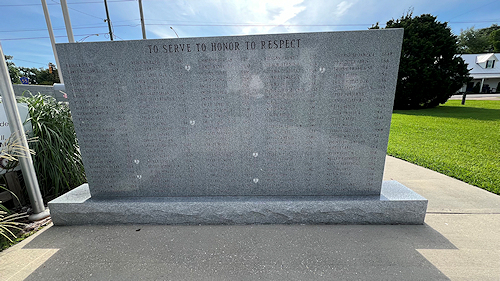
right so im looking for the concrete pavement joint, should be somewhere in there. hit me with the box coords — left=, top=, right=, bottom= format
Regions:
left=427, top=212, right=500, bottom=214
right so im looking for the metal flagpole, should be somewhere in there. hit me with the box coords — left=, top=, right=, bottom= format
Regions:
left=60, top=0, right=75, bottom=43
left=0, top=45, right=50, bottom=221
left=41, top=0, right=64, bottom=83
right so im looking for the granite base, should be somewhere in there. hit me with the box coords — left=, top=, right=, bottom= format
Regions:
left=49, top=181, right=427, bottom=225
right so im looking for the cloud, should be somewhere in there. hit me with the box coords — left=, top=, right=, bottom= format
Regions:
left=238, top=0, right=306, bottom=35
left=335, top=1, right=355, bottom=17
left=115, top=0, right=433, bottom=38
left=111, top=0, right=307, bottom=38
left=78, top=0, right=483, bottom=40
left=283, top=0, right=363, bottom=33
left=1, top=0, right=489, bottom=70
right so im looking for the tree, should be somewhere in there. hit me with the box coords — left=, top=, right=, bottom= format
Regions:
left=3, top=56, right=60, bottom=85
left=18, top=67, right=40, bottom=84
left=383, top=13, right=471, bottom=109
left=458, top=27, right=490, bottom=53
left=4, top=55, right=20, bottom=84
left=36, top=67, right=60, bottom=85
left=457, top=24, right=500, bottom=54
left=17, top=65, right=60, bottom=85
left=491, top=30, right=500, bottom=52
left=478, top=23, right=500, bottom=41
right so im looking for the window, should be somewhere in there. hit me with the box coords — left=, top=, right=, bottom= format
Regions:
left=486, top=60, right=496, bottom=68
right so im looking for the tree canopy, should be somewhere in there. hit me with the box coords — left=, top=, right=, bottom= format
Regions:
left=5, top=55, right=21, bottom=84
left=491, top=30, right=500, bottom=52
left=457, top=24, right=500, bottom=54
left=4, top=55, right=60, bottom=85
left=382, top=13, right=470, bottom=109
left=458, top=27, right=491, bottom=53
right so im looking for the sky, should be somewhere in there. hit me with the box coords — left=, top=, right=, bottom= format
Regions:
left=1, top=0, right=499, bottom=69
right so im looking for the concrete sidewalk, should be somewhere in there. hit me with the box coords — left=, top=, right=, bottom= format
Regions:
left=1, top=156, right=499, bottom=281
left=449, top=93, right=500, bottom=100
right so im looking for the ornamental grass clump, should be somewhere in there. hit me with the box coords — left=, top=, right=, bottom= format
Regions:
left=0, top=132, right=36, bottom=170
left=19, top=94, right=86, bottom=200
left=0, top=207, right=27, bottom=246
left=0, top=133, right=33, bottom=249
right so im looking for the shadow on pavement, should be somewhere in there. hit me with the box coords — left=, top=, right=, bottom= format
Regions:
left=21, top=224, right=455, bottom=280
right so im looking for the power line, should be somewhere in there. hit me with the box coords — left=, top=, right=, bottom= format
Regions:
left=0, top=0, right=136, bottom=7
left=448, top=20, right=500, bottom=24
left=11, top=59, right=47, bottom=66
left=2, top=17, right=499, bottom=37
left=146, top=23, right=375, bottom=27
left=447, top=0, right=500, bottom=21
left=0, top=23, right=140, bottom=33
left=3, top=21, right=499, bottom=40
left=50, top=0, right=105, bottom=20
left=2, top=18, right=499, bottom=35
left=0, top=33, right=109, bottom=41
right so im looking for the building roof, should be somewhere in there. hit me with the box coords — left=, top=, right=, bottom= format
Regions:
left=460, top=53, right=500, bottom=79
left=476, top=53, right=498, bottom=64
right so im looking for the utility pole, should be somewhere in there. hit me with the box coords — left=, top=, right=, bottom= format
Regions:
left=104, top=0, right=113, bottom=41
left=138, top=0, right=146, bottom=39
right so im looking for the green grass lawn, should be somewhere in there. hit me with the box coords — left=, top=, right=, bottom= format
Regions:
left=387, top=100, right=500, bottom=195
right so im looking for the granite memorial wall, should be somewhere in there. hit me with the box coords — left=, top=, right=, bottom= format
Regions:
left=50, top=29, right=428, bottom=225
left=58, top=30, right=400, bottom=197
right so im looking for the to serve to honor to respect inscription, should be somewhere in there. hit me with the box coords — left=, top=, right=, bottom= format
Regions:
left=57, top=30, right=403, bottom=198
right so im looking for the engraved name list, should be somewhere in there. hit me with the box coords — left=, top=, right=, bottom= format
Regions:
left=56, top=30, right=402, bottom=198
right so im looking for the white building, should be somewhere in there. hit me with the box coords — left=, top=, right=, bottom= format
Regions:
left=460, top=53, right=500, bottom=93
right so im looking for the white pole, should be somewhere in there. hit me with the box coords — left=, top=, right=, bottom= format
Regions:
left=0, top=45, right=50, bottom=221
left=480, top=78, right=485, bottom=93
left=41, top=0, right=64, bottom=84
left=139, top=0, right=146, bottom=39
left=60, top=0, right=75, bottom=43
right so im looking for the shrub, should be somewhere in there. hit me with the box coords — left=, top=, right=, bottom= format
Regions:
left=384, top=13, right=471, bottom=109
left=19, top=94, right=86, bottom=200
